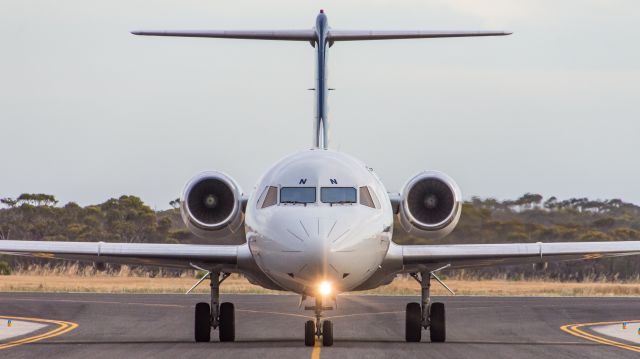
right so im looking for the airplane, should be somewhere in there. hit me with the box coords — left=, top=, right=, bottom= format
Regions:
left=2, top=10, right=640, bottom=347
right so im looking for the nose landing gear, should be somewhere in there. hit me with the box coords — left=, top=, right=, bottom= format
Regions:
left=194, top=271, right=235, bottom=342
left=304, top=296, right=334, bottom=346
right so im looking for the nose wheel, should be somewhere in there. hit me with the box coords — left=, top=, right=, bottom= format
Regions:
left=321, top=320, right=333, bottom=346
left=304, top=319, right=334, bottom=346
left=304, top=320, right=316, bottom=346
left=304, top=296, right=334, bottom=346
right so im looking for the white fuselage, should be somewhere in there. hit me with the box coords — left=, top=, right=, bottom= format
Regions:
left=244, top=149, right=393, bottom=295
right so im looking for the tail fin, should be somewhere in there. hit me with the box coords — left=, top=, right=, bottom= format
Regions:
left=132, top=11, right=511, bottom=150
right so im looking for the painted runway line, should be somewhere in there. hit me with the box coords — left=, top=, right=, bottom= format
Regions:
left=561, top=320, right=640, bottom=353
left=0, top=315, right=78, bottom=350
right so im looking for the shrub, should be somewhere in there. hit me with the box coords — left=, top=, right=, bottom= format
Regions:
left=0, top=261, right=11, bottom=275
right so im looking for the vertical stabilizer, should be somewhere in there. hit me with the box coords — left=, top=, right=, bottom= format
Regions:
left=131, top=10, right=511, bottom=150
left=313, top=10, right=329, bottom=149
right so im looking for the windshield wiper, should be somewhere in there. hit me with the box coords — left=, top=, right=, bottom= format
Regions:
left=330, top=200, right=355, bottom=206
left=282, top=200, right=312, bottom=206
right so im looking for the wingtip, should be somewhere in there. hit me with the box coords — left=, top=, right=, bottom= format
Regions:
left=131, top=31, right=142, bottom=35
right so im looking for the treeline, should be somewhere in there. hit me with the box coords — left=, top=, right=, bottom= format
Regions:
left=2, top=193, right=640, bottom=280
left=394, top=193, right=640, bottom=281
left=0, top=195, right=174, bottom=244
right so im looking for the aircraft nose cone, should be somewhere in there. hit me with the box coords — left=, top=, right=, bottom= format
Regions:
left=285, top=217, right=347, bottom=281
left=288, top=217, right=335, bottom=252
left=250, top=210, right=388, bottom=295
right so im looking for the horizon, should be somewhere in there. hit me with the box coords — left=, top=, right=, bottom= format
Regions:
left=3, top=191, right=640, bottom=211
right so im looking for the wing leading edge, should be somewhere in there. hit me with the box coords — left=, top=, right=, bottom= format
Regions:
left=401, top=241, right=640, bottom=271
left=0, top=240, right=239, bottom=270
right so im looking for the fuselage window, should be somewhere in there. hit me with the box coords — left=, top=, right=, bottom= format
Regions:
left=359, top=186, right=379, bottom=209
left=280, top=187, right=316, bottom=204
left=261, top=186, right=278, bottom=208
left=321, top=187, right=356, bottom=204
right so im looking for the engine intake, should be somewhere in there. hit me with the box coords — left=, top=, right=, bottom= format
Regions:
left=181, top=171, right=243, bottom=240
left=399, top=171, right=462, bottom=240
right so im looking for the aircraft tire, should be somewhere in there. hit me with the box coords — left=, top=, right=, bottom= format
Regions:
left=429, top=302, right=446, bottom=343
left=322, top=320, right=333, bottom=346
left=304, top=320, right=316, bottom=346
left=405, top=302, right=422, bottom=342
left=194, top=302, right=211, bottom=342
left=219, top=302, right=235, bottom=342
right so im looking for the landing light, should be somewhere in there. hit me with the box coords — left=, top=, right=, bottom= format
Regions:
left=319, top=281, right=332, bottom=296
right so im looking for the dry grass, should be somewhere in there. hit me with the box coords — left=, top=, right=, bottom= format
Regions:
left=359, top=276, right=640, bottom=297
left=1, top=265, right=640, bottom=296
left=0, top=264, right=277, bottom=294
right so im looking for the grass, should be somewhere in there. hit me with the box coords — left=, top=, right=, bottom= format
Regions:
left=357, top=277, right=640, bottom=297
left=1, top=264, right=640, bottom=296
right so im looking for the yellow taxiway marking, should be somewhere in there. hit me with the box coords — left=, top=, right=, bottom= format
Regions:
left=0, top=297, right=183, bottom=308
left=561, top=319, right=640, bottom=353
left=311, top=339, right=321, bottom=359
left=0, top=315, right=78, bottom=350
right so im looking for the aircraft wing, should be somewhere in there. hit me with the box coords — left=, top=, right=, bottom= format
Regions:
left=328, top=30, right=512, bottom=41
left=401, top=241, right=640, bottom=271
left=131, top=30, right=316, bottom=41
left=0, top=240, right=239, bottom=270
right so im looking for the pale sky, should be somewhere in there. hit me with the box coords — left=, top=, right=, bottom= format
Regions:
left=1, top=0, right=639, bottom=209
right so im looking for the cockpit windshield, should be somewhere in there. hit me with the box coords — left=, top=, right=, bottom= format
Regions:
left=321, top=187, right=356, bottom=204
left=280, top=187, right=316, bottom=204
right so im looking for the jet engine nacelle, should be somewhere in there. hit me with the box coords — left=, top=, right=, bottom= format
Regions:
left=180, top=171, right=244, bottom=241
left=398, top=171, right=462, bottom=240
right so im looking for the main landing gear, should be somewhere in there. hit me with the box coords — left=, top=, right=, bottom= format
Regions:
left=304, top=295, right=334, bottom=347
left=406, top=271, right=446, bottom=343
left=194, top=272, right=235, bottom=342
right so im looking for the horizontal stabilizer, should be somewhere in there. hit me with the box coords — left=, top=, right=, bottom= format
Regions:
left=131, top=29, right=511, bottom=43
left=328, top=30, right=512, bottom=41
left=131, top=29, right=316, bottom=41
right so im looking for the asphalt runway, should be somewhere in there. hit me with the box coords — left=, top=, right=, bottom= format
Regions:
left=1, top=293, right=639, bottom=358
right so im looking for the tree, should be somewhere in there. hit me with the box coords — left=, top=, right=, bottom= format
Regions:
left=16, top=194, right=58, bottom=207
left=515, top=193, right=543, bottom=210
left=100, top=196, right=156, bottom=243
left=0, top=227, right=9, bottom=240
left=543, top=196, right=557, bottom=210
left=169, top=198, right=181, bottom=209
left=0, top=198, right=17, bottom=208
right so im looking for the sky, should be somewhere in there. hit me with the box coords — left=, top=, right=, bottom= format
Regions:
left=1, top=0, right=639, bottom=209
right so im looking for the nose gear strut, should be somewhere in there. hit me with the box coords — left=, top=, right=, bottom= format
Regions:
left=304, top=295, right=334, bottom=346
